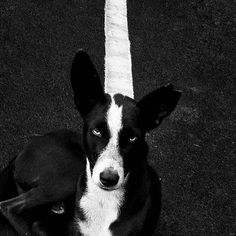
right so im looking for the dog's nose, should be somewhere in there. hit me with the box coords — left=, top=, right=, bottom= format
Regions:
left=100, top=168, right=119, bottom=188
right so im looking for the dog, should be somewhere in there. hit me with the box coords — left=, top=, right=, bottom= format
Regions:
left=71, top=50, right=181, bottom=235
left=0, top=50, right=181, bottom=236
left=0, top=129, right=86, bottom=236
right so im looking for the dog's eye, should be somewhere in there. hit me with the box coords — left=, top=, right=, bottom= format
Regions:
left=129, top=136, right=137, bottom=143
left=92, top=128, right=102, bottom=137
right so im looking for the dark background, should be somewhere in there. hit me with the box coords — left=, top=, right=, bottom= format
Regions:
left=0, top=0, right=235, bottom=235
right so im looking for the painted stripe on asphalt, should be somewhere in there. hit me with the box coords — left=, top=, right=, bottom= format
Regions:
left=104, top=0, right=134, bottom=99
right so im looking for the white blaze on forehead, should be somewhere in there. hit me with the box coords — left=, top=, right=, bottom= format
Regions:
left=91, top=95, right=125, bottom=187
left=107, top=95, right=123, bottom=143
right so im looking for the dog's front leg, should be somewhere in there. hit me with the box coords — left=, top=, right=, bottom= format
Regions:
left=0, top=192, right=33, bottom=236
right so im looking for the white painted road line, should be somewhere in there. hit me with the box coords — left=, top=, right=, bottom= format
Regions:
left=104, top=0, right=134, bottom=99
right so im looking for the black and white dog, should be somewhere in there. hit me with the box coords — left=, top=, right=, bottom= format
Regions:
left=0, top=50, right=181, bottom=236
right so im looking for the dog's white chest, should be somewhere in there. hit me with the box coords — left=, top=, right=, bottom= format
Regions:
left=77, top=183, right=124, bottom=236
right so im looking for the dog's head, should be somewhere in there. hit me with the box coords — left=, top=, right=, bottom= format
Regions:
left=71, top=50, right=181, bottom=191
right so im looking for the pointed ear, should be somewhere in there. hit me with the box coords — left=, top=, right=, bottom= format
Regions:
left=71, top=49, right=105, bottom=117
left=137, top=84, right=181, bottom=131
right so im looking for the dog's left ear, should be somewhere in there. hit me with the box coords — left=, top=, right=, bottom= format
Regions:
left=137, top=84, right=181, bottom=131
left=71, top=50, right=106, bottom=117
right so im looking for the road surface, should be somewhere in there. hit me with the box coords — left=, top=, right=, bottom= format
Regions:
left=0, top=0, right=235, bottom=235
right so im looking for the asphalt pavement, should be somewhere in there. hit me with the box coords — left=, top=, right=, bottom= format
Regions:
left=0, top=0, right=235, bottom=235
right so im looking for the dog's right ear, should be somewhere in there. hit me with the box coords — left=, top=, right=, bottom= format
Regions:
left=71, top=50, right=105, bottom=117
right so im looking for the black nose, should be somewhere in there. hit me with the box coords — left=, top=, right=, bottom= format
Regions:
left=100, top=169, right=119, bottom=188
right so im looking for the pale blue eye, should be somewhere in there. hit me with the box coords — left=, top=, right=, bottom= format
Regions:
left=92, top=128, right=102, bottom=137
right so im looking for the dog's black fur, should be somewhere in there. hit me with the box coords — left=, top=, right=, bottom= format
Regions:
left=0, top=130, right=86, bottom=236
left=0, top=50, right=181, bottom=236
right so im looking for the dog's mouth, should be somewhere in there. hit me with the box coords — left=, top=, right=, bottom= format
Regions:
left=96, top=172, right=130, bottom=191
left=98, top=184, right=119, bottom=191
